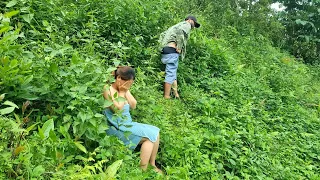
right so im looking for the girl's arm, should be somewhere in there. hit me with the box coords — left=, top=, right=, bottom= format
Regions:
left=125, top=90, right=137, bottom=109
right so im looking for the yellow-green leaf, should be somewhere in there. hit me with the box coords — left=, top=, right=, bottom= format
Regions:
left=49, top=129, right=57, bottom=142
left=0, top=27, right=10, bottom=34
left=38, top=126, right=45, bottom=140
left=6, top=0, right=17, bottom=7
left=103, top=100, right=113, bottom=108
left=105, top=160, right=123, bottom=180
left=0, top=107, right=15, bottom=115
left=3, top=100, right=18, bottom=108
left=21, top=14, right=34, bottom=24
left=4, top=10, right=20, bottom=18
left=13, top=146, right=25, bottom=156
left=42, top=119, right=54, bottom=138
left=0, top=94, right=5, bottom=101
left=74, top=141, right=87, bottom=154
left=26, top=122, right=40, bottom=133
left=50, top=63, right=58, bottom=73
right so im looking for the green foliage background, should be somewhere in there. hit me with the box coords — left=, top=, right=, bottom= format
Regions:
left=273, top=0, right=320, bottom=64
left=0, top=0, right=319, bottom=179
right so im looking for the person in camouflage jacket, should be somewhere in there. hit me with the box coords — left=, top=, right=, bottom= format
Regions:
left=159, top=15, right=200, bottom=99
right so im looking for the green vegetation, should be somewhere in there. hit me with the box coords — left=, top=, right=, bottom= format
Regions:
left=1, top=0, right=319, bottom=179
left=273, top=0, right=320, bottom=64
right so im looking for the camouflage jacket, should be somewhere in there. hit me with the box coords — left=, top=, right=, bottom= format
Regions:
left=159, top=21, right=191, bottom=60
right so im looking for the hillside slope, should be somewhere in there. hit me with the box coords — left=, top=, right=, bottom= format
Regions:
left=0, top=0, right=319, bottom=179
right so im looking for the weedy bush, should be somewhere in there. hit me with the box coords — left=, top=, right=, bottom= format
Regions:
left=1, top=0, right=320, bottom=179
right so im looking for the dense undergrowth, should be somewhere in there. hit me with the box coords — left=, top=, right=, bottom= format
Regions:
left=1, top=0, right=319, bottom=179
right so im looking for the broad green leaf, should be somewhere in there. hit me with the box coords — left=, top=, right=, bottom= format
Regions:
left=3, top=100, right=18, bottom=108
left=115, top=96, right=126, bottom=103
left=98, top=123, right=109, bottom=134
left=21, top=14, right=34, bottom=24
left=229, top=159, right=236, bottom=165
left=113, top=60, right=120, bottom=67
left=19, top=93, right=39, bottom=100
left=89, top=118, right=97, bottom=127
left=78, top=123, right=87, bottom=137
left=49, top=129, right=57, bottom=142
left=50, top=63, right=58, bottom=73
left=113, top=91, right=118, bottom=99
left=50, top=50, right=59, bottom=57
left=0, top=107, right=15, bottom=115
left=94, top=113, right=105, bottom=118
left=99, top=173, right=108, bottom=179
left=46, top=26, right=52, bottom=32
left=74, top=141, right=87, bottom=153
left=6, top=0, right=17, bottom=7
left=4, top=10, right=20, bottom=18
left=85, top=165, right=96, bottom=173
left=79, top=86, right=87, bottom=94
left=0, top=94, right=6, bottom=101
left=106, top=67, right=117, bottom=77
left=103, top=100, right=113, bottom=108
left=59, top=125, right=71, bottom=139
left=32, top=165, right=45, bottom=177
left=22, top=51, right=35, bottom=59
left=71, top=53, right=80, bottom=64
left=295, top=19, right=308, bottom=26
left=26, top=122, right=40, bottom=133
left=0, top=27, right=10, bottom=34
left=78, top=111, right=87, bottom=122
left=42, top=20, right=49, bottom=26
left=305, top=35, right=310, bottom=42
left=64, top=155, right=74, bottom=163
left=42, top=119, right=54, bottom=138
left=21, top=75, right=34, bottom=86
left=38, top=126, right=45, bottom=140
left=14, top=113, right=20, bottom=124
left=75, top=155, right=87, bottom=161
left=105, top=160, right=123, bottom=179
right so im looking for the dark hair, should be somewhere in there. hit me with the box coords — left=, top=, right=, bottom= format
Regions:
left=115, top=66, right=135, bottom=80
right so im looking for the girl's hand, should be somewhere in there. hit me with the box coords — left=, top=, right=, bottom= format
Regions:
left=118, top=80, right=133, bottom=93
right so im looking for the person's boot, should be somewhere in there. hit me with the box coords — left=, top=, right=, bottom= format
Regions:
left=164, top=82, right=171, bottom=99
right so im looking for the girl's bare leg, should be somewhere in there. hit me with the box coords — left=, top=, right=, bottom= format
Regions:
left=149, top=134, right=162, bottom=173
left=149, top=134, right=160, bottom=166
left=139, top=138, right=154, bottom=170
left=139, top=136, right=162, bottom=173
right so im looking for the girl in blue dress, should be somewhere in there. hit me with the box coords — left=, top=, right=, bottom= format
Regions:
left=103, top=66, right=161, bottom=172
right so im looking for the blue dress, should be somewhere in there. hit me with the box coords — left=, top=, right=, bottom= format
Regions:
left=104, top=104, right=160, bottom=150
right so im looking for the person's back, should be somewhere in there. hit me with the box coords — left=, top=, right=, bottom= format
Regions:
left=159, top=16, right=200, bottom=99
left=159, top=21, right=191, bottom=57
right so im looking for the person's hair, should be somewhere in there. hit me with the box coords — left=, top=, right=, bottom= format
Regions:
left=114, top=66, right=135, bottom=80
